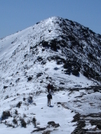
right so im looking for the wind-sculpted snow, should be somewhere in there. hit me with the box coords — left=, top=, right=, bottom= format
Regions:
left=0, top=16, right=101, bottom=133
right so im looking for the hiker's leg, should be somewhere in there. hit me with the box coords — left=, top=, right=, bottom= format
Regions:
left=50, top=99, right=51, bottom=106
left=47, top=98, right=49, bottom=106
left=49, top=99, right=51, bottom=106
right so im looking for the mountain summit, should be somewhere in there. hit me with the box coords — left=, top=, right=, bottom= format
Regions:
left=0, top=17, right=101, bottom=133
left=0, top=16, right=101, bottom=90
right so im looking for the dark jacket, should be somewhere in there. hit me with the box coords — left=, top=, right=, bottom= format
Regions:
left=47, top=93, right=52, bottom=100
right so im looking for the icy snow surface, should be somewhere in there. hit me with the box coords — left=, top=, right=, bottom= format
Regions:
left=0, top=16, right=101, bottom=133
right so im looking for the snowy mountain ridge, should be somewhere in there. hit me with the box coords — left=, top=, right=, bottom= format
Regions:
left=0, top=16, right=101, bottom=134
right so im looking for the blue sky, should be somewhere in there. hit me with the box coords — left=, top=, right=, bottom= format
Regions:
left=0, top=0, right=101, bottom=38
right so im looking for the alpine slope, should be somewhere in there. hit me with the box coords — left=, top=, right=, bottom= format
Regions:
left=0, top=16, right=101, bottom=134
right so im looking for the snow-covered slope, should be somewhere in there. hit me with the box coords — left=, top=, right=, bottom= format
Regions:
left=0, top=16, right=101, bottom=133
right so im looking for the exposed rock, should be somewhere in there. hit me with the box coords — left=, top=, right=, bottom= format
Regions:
left=47, top=121, right=60, bottom=128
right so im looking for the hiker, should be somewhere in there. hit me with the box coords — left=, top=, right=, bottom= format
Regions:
left=47, top=83, right=51, bottom=93
left=47, top=92, right=52, bottom=106
left=47, top=83, right=54, bottom=94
